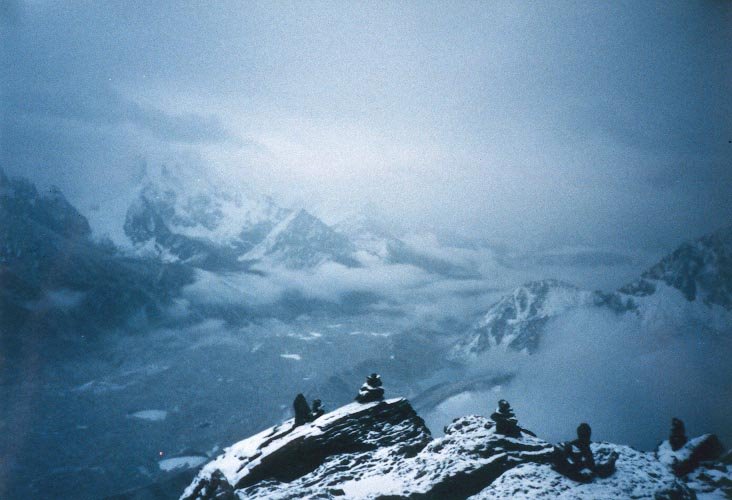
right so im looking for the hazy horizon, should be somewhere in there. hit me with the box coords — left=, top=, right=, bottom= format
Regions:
left=3, top=1, right=730, bottom=255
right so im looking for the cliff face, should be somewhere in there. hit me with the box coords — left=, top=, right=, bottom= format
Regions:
left=181, top=398, right=726, bottom=499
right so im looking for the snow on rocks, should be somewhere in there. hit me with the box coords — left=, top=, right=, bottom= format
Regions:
left=182, top=407, right=556, bottom=499
left=181, top=397, right=732, bottom=500
left=159, top=455, right=208, bottom=472
left=472, top=442, right=692, bottom=499
left=657, top=435, right=731, bottom=497
left=181, top=398, right=431, bottom=499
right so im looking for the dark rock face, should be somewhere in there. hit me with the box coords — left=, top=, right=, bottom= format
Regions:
left=182, top=398, right=431, bottom=499
left=0, top=171, right=91, bottom=240
left=310, top=399, right=325, bottom=420
left=553, top=423, right=618, bottom=483
left=0, top=171, right=194, bottom=345
left=292, top=393, right=311, bottom=427
left=490, top=399, right=522, bottom=438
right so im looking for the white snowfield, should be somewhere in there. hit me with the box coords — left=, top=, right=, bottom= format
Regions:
left=181, top=398, right=728, bottom=499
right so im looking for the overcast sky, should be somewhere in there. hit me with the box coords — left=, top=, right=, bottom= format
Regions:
left=2, top=1, right=730, bottom=252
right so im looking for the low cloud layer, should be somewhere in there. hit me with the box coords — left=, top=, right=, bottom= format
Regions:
left=427, top=306, right=732, bottom=449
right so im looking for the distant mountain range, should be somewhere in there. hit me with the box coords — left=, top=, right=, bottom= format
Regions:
left=451, top=225, right=732, bottom=359
left=122, top=166, right=478, bottom=276
left=0, top=168, right=193, bottom=350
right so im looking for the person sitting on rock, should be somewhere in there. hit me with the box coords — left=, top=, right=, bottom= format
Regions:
left=310, top=399, right=325, bottom=421
left=293, top=393, right=311, bottom=427
left=554, top=423, right=618, bottom=483
left=490, top=399, right=523, bottom=438
left=355, top=373, right=385, bottom=403
left=669, top=417, right=688, bottom=451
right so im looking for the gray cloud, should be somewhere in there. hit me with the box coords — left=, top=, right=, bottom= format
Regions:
left=2, top=1, right=731, bottom=253
left=426, top=306, right=732, bottom=450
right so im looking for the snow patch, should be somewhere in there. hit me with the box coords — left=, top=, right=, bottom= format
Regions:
left=158, top=456, right=207, bottom=472
left=129, top=410, right=168, bottom=422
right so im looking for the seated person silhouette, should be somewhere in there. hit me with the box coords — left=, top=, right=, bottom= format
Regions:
left=554, top=423, right=618, bottom=483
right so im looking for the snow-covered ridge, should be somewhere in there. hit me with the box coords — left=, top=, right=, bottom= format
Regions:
left=182, top=397, right=729, bottom=499
left=240, top=209, right=358, bottom=268
left=123, top=165, right=291, bottom=266
left=451, top=280, right=594, bottom=358
left=134, top=165, right=288, bottom=245
left=453, top=226, right=732, bottom=359
left=621, top=225, right=732, bottom=310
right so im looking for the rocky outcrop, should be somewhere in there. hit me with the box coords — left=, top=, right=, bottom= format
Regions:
left=182, top=398, right=431, bottom=499
left=658, top=433, right=726, bottom=476
left=472, top=443, right=693, bottom=499
left=184, top=409, right=557, bottom=499
left=182, top=396, right=732, bottom=500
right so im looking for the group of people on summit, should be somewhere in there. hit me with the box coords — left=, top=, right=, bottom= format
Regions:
left=292, top=375, right=699, bottom=485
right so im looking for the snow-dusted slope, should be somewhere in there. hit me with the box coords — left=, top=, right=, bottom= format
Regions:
left=123, top=165, right=289, bottom=267
left=621, top=225, right=732, bottom=310
left=453, top=227, right=732, bottom=360
left=451, top=280, right=594, bottom=358
left=471, top=443, right=690, bottom=499
left=182, top=397, right=723, bottom=499
left=241, top=209, right=359, bottom=269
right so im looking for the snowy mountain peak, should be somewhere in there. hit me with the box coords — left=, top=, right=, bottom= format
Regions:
left=451, top=279, right=594, bottom=358
left=122, top=165, right=292, bottom=267
left=241, top=208, right=359, bottom=268
left=620, top=225, right=732, bottom=310
left=126, top=165, right=288, bottom=250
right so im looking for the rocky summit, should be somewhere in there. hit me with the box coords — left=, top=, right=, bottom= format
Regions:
left=181, top=398, right=729, bottom=499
